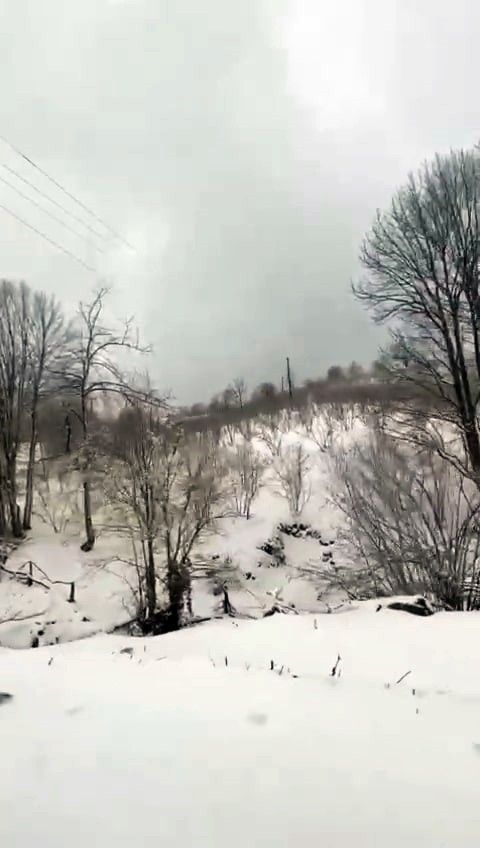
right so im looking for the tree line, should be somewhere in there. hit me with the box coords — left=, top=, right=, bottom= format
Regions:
left=0, top=284, right=161, bottom=545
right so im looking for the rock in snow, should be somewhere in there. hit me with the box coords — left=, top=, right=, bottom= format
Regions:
left=387, top=596, right=435, bottom=617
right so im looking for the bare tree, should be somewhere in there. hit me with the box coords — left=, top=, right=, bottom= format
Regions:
left=299, top=401, right=335, bottom=452
left=108, top=406, right=162, bottom=619
left=230, top=440, right=264, bottom=519
left=33, top=440, right=81, bottom=536
left=327, top=365, right=346, bottom=382
left=231, top=377, right=247, bottom=409
left=159, top=428, right=227, bottom=630
left=274, top=444, right=311, bottom=516
left=34, top=470, right=80, bottom=535
left=0, top=282, right=70, bottom=536
left=333, top=430, right=480, bottom=609
left=0, top=281, right=30, bottom=537
left=110, top=415, right=227, bottom=631
left=252, top=381, right=277, bottom=402
left=62, top=287, right=153, bottom=550
left=257, top=415, right=283, bottom=457
left=355, top=148, right=480, bottom=487
left=23, top=292, right=69, bottom=530
left=106, top=531, right=151, bottom=625
left=208, top=386, right=239, bottom=445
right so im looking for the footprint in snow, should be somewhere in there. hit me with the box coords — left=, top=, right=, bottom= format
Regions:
left=247, top=712, right=268, bottom=726
left=65, top=706, right=84, bottom=717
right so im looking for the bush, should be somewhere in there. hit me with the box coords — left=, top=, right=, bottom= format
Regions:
left=230, top=441, right=264, bottom=519
left=333, top=431, right=480, bottom=609
left=274, top=444, right=311, bottom=517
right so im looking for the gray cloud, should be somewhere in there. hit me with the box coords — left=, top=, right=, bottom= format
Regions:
left=0, top=0, right=478, bottom=401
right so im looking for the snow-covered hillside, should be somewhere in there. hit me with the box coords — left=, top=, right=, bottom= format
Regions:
left=0, top=410, right=366, bottom=648
left=2, top=609, right=480, bottom=846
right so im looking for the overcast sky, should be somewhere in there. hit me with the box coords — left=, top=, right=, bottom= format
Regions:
left=0, top=0, right=479, bottom=403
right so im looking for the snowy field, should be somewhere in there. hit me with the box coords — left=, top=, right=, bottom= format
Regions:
left=2, top=607, right=480, bottom=846
left=2, top=410, right=479, bottom=845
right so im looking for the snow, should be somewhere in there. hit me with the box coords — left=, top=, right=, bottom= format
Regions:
left=2, top=608, right=480, bottom=845
left=3, top=409, right=480, bottom=843
left=0, top=411, right=358, bottom=648
left=0, top=537, right=135, bottom=648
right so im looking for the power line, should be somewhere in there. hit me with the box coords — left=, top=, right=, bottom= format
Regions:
left=0, top=202, right=96, bottom=272
left=2, top=163, right=107, bottom=243
left=0, top=133, right=136, bottom=251
left=0, top=173, right=105, bottom=254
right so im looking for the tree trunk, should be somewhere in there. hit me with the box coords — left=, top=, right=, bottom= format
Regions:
left=145, top=537, right=157, bottom=618
left=463, top=418, right=480, bottom=488
left=0, top=464, right=6, bottom=539
left=0, top=494, right=6, bottom=539
left=6, top=456, right=23, bottom=538
left=81, top=479, right=95, bottom=551
left=23, top=410, right=38, bottom=531
left=186, top=579, right=193, bottom=618
left=166, top=561, right=185, bottom=631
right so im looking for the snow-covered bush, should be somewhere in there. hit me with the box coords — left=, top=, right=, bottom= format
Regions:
left=274, top=444, right=311, bottom=516
left=257, top=415, right=283, bottom=457
left=230, top=441, right=264, bottom=519
left=298, top=402, right=335, bottom=452
left=333, top=430, right=480, bottom=609
left=33, top=464, right=82, bottom=535
left=329, top=402, right=355, bottom=432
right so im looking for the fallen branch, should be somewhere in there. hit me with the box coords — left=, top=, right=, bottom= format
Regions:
left=0, top=608, right=47, bottom=625
left=0, top=565, right=50, bottom=591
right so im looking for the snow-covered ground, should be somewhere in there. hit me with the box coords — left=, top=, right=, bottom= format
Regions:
left=0, top=411, right=362, bottom=648
left=2, top=412, right=480, bottom=843
left=2, top=607, right=480, bottom=846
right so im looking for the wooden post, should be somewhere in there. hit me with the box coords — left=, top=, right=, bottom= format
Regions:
left=68, top=582, right=75, bottom=603
left=223, top=586, right=233, bottom=615
left=286, top=357, right=293, bottom=401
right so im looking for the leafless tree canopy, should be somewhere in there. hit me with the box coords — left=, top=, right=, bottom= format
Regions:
left=60, top=287, right=160, bottom=550
left=0, top=281, right=30, bottom=537
left=356, top=149, right=480, bottom=484
left=274, top=444, right=311, bottom=516
left=0, top=281, right=68, bottom=538
left=230, top=440, right=264, bottom=519
left=334, top=431, right=480, bottom=609
left=108, top=410, right=228, bottom=631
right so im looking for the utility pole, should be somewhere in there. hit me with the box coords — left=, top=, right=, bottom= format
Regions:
left=286, top=357, right=293, bottom=401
